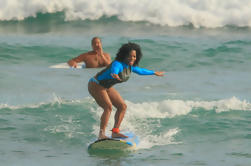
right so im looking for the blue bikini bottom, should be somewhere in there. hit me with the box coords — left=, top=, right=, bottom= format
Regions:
left=89, top=77, right=99, bottom=84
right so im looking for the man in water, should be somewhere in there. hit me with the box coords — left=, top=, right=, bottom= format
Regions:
left=67, top=37, right=111, bottom=68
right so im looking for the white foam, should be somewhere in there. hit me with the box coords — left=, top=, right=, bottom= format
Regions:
left=1, top=0, right=251, bottom=27
left=1, top=95, right=249, bottom=113
left=1, top=96, right=250, bottom=148
left=124, top=96, right=251, bottom=120
left=90, top=96, right=251, bottom=149
left=0, top=93, right=86, bottom=110
left=137, top=128, right=181, bottom=149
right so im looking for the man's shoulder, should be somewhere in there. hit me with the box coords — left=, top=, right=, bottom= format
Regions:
left=79, top=51, right=95, bottom=58
left=81, top=51, right=94, bottom=56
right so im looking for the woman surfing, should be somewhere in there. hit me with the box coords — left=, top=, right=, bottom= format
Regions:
left=88, top=42, right=164, bottom=139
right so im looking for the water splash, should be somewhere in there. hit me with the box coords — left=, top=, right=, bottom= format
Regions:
left=1, top=0, right=251, bottom=28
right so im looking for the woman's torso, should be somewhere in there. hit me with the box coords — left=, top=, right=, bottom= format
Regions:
left=95, top=60, right=131, bottom=89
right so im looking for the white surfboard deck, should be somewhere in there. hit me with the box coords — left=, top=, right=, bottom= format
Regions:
left=88, top=132, right=139, bottom=152
left=49, top=62, right=86, bottom=69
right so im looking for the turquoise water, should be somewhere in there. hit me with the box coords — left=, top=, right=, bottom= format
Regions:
left=1, top=6, right=251, bottom=166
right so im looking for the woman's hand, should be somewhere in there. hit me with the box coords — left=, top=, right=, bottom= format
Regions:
left=111, top=74, right=122, bottom=81
left=154, top=71, right=165, bottom=76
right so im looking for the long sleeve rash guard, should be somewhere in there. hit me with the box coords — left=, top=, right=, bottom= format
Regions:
left=95, top=60, right=155, bottom=88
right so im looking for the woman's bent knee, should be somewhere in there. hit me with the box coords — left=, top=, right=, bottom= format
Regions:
left=119, top=103, right=127, bottom=111
left=103, top=104, right=113, bottom=113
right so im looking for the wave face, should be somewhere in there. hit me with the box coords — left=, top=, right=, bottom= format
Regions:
left=1, top=0, right=251, bottom=28
left=1, top=96, right=250, bottom=150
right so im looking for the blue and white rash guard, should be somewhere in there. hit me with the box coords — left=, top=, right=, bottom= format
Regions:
left=95, top=60, right=155, bottom=88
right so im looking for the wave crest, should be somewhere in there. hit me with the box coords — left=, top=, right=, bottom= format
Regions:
left=1, top=0, right=251, bottom=28
left=124, top=96, right=251, bottom=119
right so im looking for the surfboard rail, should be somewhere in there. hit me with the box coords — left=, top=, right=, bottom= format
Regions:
left=49, top=62, right=86, bottom=69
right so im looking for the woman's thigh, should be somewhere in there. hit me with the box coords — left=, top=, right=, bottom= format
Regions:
left=106, top=87, right=126, bottom=109
left=88, top=81, right=112, bottom=109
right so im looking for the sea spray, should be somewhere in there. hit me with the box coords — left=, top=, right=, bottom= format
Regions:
left=1, top=0, right=251, bottom=28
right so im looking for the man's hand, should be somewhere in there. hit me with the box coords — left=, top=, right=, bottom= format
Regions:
left=68, top=60, right=78, bottom=68
left=96, top=44, right=103, bottom=56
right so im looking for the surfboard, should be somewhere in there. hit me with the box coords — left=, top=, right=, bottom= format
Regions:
left=49, top=62, right=86, bottom=69
left=88, top=132, right=139, bottom=153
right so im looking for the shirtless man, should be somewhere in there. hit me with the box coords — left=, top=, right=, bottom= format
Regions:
left=67, top=37, right=111, bottom=68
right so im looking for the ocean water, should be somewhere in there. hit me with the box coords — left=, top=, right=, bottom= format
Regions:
left=1, top=1, right=251, bottom=166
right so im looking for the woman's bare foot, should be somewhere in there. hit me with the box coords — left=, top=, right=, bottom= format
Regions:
left=112, top=132, right=128, bottom=138
left=98, top=134, right=109, bottom=140
left=98, top=130, right=109, bottom=140
left=98, top=135, right=109, bottom=139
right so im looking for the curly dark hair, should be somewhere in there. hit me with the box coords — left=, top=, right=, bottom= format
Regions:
left=115, top=42, right=142, bottom=66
